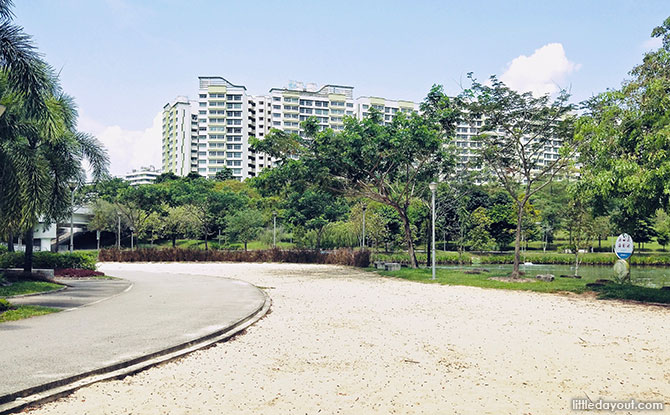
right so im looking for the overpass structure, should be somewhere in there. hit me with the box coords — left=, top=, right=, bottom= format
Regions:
left=10, top=206, right=94, bottom=252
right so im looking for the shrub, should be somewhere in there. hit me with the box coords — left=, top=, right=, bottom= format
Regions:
left=0, top=299, right=12, bottom=312
left=54, top=268, right=104, bottom=278
left=0, top=251, right=97, bottom=270
left=0, top=245, right=7, bottom=255
left=98, top=247, right=370, bottom=267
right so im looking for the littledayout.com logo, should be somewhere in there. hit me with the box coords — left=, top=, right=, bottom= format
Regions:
left=572, top=398, right=664, bottom=412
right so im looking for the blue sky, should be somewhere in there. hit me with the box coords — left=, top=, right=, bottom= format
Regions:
left=14, top=0, right=668, bottom=174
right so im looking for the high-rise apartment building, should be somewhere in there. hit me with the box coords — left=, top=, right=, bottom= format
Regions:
left=162, top=96, right=198, bottom=176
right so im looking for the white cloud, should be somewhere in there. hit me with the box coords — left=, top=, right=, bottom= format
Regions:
left=500, top=43, right=580, bottom=97
left=78, top=112, right=162, bottom=177
left=641, top=37, right=662, bottom=51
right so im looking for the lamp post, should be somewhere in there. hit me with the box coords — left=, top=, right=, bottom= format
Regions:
left=362, top=203, right=367, bottom=249
left=130, top=227, right=135, bottom=251
left=69, top=182, right=77, bottom=253
left=272, top=211, right=277, bottom=248
left=117, top=212, right=121, bottom=250
left=429, top=182, right=438, bottom=280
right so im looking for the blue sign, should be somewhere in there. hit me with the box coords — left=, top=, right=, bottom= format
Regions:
left=615, top=233, right=634, bottom=260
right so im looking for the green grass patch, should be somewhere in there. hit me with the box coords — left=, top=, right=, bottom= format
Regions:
left=0, top=305, right=60, bottom=322
left=374, top=267, right=670, bottom=304
left=0, top=281, right=63, bottom=297
left=375, top=267, right=590, bottom=293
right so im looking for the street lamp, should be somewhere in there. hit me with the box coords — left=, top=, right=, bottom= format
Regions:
left=362, top=203, right=367, bottom=250
left=429, top=182, right=438, bottom=280
left=272, top=211, right=277, bottom=248
left=68, top=182, right=77, bottom=253
left=117, top=212, right=121, bottom=250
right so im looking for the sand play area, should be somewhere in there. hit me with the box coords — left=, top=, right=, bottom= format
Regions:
left=29, top=263, right=670, bottom=414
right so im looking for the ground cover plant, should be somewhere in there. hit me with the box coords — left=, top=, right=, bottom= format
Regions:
left=0, top=280, right=63, bottom=297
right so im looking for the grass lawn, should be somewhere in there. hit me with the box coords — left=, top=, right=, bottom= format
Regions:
left=373, top=267, right=670, bottom=304
left=0, top=280, right=63, bottom=297
left=0, top=305, right=60, bottom=322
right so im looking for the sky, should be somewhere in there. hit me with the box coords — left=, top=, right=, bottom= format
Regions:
left=14, top=0, right=669, bottom=176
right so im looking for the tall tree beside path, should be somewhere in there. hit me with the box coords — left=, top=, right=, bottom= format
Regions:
left=578, top=17, right=670, bottom=236
left=463, top=74, right=577, bottom=277
left=0, top=71, right=108, bottom=272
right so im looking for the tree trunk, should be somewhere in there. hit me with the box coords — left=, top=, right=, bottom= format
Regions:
left=204, top=232, right=208, bottom=251
left=511, top=202, right=525, bottom=277
left=244, top=241, right=248, bottom=251
left=7, top=231, right=14, bottom=252
left=598, top=236, right=602, bottom=249
left=172, top=236, right=176, bottom=248
left=23, top=229, right=34, bottom=274
left=398, top=210, right=418, bottom=268
left=574, top=251, right=580, bottom=276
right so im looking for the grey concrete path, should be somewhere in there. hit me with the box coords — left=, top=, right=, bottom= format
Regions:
left=0, top=265, right=266, bottom=403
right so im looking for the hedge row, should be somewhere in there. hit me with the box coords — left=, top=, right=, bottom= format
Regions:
left=372, top=252, right=670, bottom=266
left=0, top=251, right=97, bottom=270
left=98, top=248, right=371, bottom=268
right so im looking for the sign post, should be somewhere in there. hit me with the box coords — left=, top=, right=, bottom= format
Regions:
left=614, top=233, right=634, bottom=283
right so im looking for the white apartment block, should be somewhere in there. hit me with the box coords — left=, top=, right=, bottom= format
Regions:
left=122, top=165, right=162, bottom=186
left=162, top=96, right=198, bottom=176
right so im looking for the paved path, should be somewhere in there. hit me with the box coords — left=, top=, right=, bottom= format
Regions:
left=0, top=265, right=266, bottom=402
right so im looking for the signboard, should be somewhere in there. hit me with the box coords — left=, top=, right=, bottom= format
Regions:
left=615, top=233, right=634, bottom=260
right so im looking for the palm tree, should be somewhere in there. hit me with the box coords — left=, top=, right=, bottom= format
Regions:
left=0, top=0, right=51, bottom=117
left=0, top=69, right=109, bottom=273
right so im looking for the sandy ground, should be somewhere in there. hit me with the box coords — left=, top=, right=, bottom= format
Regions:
left=29, top=263, right=670, bottom=415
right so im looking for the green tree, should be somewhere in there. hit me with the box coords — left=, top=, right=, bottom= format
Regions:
left=463, top=74, right=577, bottom=277
left=0, top=0, right=52, bottom=116
left=577, top=17, right=670, bottom=238
left=213, top=168, right=234, bottom=181
left=0, top=71, right=108, bottom=272
left=468, top=207, right=494, bottom=251
left=592, top=216, right=612, bottom=250
left=283, top=188, right=349, bottom=250
left=565, top=192, right=596, bottom=276
left=654, top=209, right=670, bottom=250
left=158, top=205, right=200, bottom=247
left=153, top=172, right=180, bottom=184
left=226, top=209, right=264, bottom=251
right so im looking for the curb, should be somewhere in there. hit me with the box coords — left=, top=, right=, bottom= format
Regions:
left=0, top=285, right=271, bottom=414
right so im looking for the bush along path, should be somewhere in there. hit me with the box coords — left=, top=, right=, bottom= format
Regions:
left=98, top=248, right=371, bottom=267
